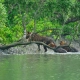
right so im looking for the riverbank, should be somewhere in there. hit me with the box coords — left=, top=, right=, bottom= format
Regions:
left=0, top=42, right=80, bottom=55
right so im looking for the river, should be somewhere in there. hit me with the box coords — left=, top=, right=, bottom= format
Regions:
left=0, top=53, right=80, bottom=80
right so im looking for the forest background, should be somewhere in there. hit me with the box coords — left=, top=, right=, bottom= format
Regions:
left=0, top=0, right=80, bottom=45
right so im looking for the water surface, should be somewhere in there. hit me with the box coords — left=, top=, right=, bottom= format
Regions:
left=0, top=54, right=80, bottom=80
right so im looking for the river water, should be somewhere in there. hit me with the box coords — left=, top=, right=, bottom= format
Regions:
left=0, top=53, right=80, bottom=80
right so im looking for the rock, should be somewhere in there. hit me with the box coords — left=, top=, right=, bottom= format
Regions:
left=54, top=47, right=67, bottom=53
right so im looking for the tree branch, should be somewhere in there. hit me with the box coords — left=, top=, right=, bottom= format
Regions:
left=64, top=16, right=80, bottom=24
left=54, top=12, right=80, bottom=24
left=0, top=41, right=67, bottom=53
left=0, top=41, right=53, bottom=50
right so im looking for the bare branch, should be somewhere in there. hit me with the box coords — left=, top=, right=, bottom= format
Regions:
left=0, top=41, right=67, bottom=53
left=0, top=41, right=55, bottom=50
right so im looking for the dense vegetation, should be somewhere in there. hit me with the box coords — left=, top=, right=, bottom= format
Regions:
left=0, top=0, right=80, bottom=44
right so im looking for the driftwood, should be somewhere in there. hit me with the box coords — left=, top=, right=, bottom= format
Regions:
left=0, top=39, right=78, bottom=53
left=0, top=40, right=67, bottom=53
left=0, top=41, right=55, bottom=50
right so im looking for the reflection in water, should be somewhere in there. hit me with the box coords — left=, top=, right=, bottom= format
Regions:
left=0, top=54, right=80, bottom=80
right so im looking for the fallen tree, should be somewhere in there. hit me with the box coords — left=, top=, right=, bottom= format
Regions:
left=0, top=41, right=53, bottom=50
left=0, top=38, right=78, bottom=53
left=0, top=40, right=67, bottom=53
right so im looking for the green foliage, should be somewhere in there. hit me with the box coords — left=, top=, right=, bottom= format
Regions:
left=0, top=26, right=23, bottom=44
left=0, top=0, right=79, bottom=44
left=0, top=3, right=7, bottom=27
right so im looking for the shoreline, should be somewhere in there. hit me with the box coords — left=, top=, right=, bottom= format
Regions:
left=0, top=42, right=80, bottom=55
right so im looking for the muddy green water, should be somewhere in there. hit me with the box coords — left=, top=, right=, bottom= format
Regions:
left=0, top=54, right=80, bottom=80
